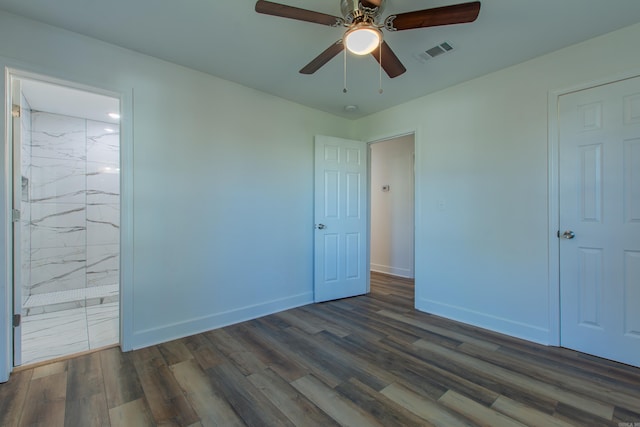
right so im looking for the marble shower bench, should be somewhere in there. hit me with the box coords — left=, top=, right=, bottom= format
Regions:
left=23, top=284, right=119, bottom=316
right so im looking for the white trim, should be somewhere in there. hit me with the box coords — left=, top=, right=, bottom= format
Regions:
left=132, top=292, right=313, bottom=350
left=1, top=60, right=134, bottom=381
left=370, top=264, right=413, bottom=278
left=1, top=65, right=12, bottom=383
left=547, top=89, right=561, bottom=346
left=417, top=296, right=550, bottom=345
left=547, top=68, right=640, bottom=347
left=119, top=88, right=134, bottom=352
left=413, top=127, right=423, bottom=310
left=366, top=143, right=371, bottom=294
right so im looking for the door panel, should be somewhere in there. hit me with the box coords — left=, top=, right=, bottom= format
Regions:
left=577, top=247, right=602, bottom=328
left=579, top=143, right=602, bottom=222
left=625, top=139, right=640, bottom=221
left=314, top=135, right=367, bottom=302
left=559, top=75, right=640, bottom=367
left=624, top=250, right=640, bottom=337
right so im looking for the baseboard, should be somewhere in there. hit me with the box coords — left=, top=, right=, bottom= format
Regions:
left=371, top=264, right=413, bottom=278
left=131, top=291, right=313, bottom=350
left=416, top=296, right=550, bottom=345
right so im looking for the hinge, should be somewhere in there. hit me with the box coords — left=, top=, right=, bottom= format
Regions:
left=11, top=104, right=21, bottom=118
left=13, top=314, right=21, bottom=327
left=12, top=209, right=20, bottom=222
left=557, top=230, right=560, bottom=238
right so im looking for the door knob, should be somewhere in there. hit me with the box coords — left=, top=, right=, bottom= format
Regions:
left=315, top=224, right=326, bottom=230
left=562, top=230, right=575, bottom=239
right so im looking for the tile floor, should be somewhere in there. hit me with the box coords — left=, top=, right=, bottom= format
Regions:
left=21, top=301, right=119, bottom=365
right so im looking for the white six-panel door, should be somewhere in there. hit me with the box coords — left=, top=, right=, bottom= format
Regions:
left=559, top=75, right=640, bottom=367
left=314, top=135, right=368, bottom=302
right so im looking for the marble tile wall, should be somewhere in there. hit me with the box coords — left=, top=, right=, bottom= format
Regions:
left=20, top=94, right=32, bottom=307
left=86, top=120, right=120, bottom=288
left=25, top=111, right=120, bottom=297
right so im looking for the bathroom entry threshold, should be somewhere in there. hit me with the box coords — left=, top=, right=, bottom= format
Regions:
left=13, top=342, right=120, bottom=372
left=21, top=302, right=119, bottom=365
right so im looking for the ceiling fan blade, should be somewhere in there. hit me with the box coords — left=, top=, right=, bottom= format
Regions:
left=370, top=41, right=406, bottom=78
left=255, top=1, right=342, bottom=26
left=361, top=0, right=382, bottom=8
left=387, top=1, right=481, bottom=31
left=300, top=41, right=345, bottom=74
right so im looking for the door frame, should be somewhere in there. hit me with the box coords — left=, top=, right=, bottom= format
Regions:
left=366, top=129, right=419, bottom=303
left=547, top=69, right=640, bottom=346
left=1, top=61, right=134, bottom=382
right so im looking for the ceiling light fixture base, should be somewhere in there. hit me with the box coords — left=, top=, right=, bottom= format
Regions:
left=344, top=23, right=383, bottom=55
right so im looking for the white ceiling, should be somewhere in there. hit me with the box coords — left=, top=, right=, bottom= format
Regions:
left=3, top=0, right=640, bottom=119
left=20, top=79, right=120, bottom=124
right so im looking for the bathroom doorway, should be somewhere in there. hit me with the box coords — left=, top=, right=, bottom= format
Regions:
left=10, top=74, right=121, bottom=366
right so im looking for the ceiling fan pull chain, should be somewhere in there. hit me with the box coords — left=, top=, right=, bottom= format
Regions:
left=379, top=42, right=384, bottom=94
left=343, top=45, right=348, bottom=93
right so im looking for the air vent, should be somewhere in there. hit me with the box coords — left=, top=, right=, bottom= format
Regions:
left=413, top=41, right=455, bottom=64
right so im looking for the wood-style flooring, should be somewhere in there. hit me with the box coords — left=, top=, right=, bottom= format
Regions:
left=1, top=272, right=639, bottom=426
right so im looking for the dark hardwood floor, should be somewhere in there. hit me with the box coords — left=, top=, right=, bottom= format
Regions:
left=1, top=272, right=639, bottom=426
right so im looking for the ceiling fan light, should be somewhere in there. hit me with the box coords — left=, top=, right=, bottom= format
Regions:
left=345, top=26, right=381, bottom=55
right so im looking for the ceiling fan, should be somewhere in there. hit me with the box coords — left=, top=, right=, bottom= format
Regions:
left=255, top=0, right=481, bottom=79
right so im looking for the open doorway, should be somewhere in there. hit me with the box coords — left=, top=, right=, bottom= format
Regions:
left=10, top=74, right=121, bottom=366
left=369, top=134, right=415, bottom=303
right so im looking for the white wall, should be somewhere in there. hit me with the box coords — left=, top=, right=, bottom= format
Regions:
left=356, top=22, right=640, bottom=345
left=3, top=9, right=640, bottom=384
left=0, top=9, right=354, bottom=380
left=370, top=135, right=414, bottom=278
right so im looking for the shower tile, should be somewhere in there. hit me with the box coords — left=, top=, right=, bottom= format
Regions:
left=28, top=246, right=86, bottom=295
left=87, top=302, right=119, bottom=349
left=87, top=120, right=119, bottom=165
left=87, top=161, right=120, bottom=204
left=31, top=112, right=86, bottom=161
left=87, top=244, right=119, bottom=287
left=86, top=295, right=119, bottom=307
left=20, top=99, right=32, bottom=307
left=20, top=169, right=31, bottom=202
left=21, top=293, right=119, bottom=364
left=26, top=300, right=85, bottom=316
left=30, top=202, right=86, bottom=249
left=24, top=284, right=117, bottom=308
left=20, top=202, right=31, bottom=306
left=20, top=258, right=30, bottom=307
left=21, top=307, right=89, bottom=365
left=87, top=204, right=119, bottom=246
left=20, top=94, right=32, bottom=126
left=30, top=157, right=86, bottom=204
left=21, top=156, right=31, bottom=175
left=20, top=96, right=32, bottom=169
left=21, top=135, right=31, bottom=163
left=20, top=195, right=30, bottom=220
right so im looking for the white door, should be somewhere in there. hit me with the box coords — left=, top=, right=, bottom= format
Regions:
left=314, top=135, right=368, bottom=302
left=559, top=75, right=640, bottom=367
